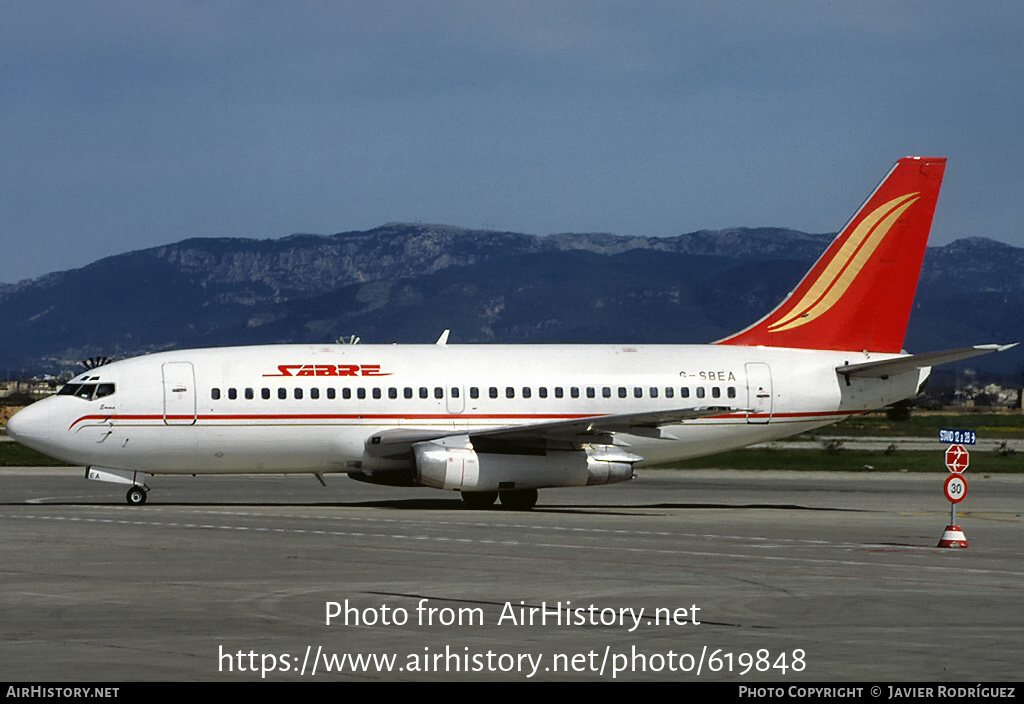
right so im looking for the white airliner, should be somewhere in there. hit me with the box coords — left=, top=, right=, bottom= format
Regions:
left=7, top=157, right=1015, bottom=509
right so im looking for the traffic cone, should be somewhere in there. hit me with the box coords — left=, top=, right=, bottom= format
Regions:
left=937, top=525, right=968, bottom=548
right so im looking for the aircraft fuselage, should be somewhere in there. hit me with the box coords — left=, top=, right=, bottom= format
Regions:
left=10, top=343, right=922, bottom=476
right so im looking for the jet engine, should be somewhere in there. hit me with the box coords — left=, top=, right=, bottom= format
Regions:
left=411, top=435, right=638, bottom=492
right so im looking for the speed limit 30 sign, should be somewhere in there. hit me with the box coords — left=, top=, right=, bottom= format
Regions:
left=944, top=473, right=968, bottom=503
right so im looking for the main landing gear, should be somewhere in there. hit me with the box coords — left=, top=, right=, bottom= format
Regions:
left=460, top=488, right=539, bottom=511
left=126, top=485, right=148, bottom=505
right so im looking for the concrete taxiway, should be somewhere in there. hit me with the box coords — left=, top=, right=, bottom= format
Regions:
left=1, top=466, right=1022, bottom=681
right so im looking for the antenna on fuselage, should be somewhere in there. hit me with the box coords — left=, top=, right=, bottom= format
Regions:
left=81, top=356, right=114, bottom=370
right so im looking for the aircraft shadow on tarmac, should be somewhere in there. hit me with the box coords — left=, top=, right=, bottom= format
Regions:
left=10, top=496, right=869, bottom=514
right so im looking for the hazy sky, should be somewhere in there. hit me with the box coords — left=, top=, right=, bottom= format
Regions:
left=2, top=1, right=1022, bottom=283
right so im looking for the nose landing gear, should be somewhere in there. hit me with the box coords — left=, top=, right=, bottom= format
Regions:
left=126, top=485, right=148, bottom=505
left=85, top=467, right=151, bottom=505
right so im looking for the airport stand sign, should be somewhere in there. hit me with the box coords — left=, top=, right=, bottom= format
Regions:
left=937, top=433, right=974, bottom=549
left=939, top=428, right=976, bottom=445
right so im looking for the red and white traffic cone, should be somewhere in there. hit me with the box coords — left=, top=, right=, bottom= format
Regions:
left=937, top=525, right=968, bottom=548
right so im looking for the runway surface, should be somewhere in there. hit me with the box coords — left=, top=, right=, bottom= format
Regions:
left=2, top=466, right=1022, bottom=682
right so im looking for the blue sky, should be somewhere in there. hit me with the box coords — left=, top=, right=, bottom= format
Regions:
left=2, top=1, right=1022, bottom=283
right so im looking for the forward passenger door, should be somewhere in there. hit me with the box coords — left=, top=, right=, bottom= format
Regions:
left=162, top=362, right=197, bottom=426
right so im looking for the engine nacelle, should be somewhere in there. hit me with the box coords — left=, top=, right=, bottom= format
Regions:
left=412, top=437, right=637, bottom=492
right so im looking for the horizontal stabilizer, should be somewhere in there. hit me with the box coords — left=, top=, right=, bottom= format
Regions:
left=835, top=343, right=1019, bottom=379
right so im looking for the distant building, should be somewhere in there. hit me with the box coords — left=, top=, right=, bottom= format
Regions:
left=0, top=378, right=58, bottom=400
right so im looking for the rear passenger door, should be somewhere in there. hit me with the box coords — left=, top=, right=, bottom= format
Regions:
left=744, top=362, right=773, bottom=424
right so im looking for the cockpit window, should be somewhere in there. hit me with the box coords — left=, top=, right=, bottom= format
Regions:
left=57, top=382, right=115, bottom=401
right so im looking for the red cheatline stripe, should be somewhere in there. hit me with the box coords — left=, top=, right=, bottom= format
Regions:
left=70, top=412, right=593, bottom=429
left=68, top=409, right=860, bottom=430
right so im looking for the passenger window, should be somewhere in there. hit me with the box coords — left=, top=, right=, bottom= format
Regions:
left=571, top=387, right=579, bottom=398
left=228, top=388, right=237, bottom=400
left=522, top=387, right=531, bottom=399
left=618, top=387, right=627, bottom=398
left=505, top=387, right=515, bottom=399
left=538, top=387, right=547, bottom=398
left=649, top=387, right=658, bottom=398
left=343, top=388, right=352, bottom=399
left=665, top=387, right=674, bottom=398
left=696, top=387, right=705, bottom=399
left=470, top=387, right=479, bottom=399
left=327, top=388, right=336, bottom=400
left=489, top=387, right=498, bottom=399
left=211, top=388, right=221, bottom=400
left=372, top=388, right=381, bottom=400
left=311, top=388, right=320, bottom=400
left=434, top=387, right=443, bottom=400
left=294, top=388, right=303, bottom=400
left=555, top=387, right=564, bottom=398
left=357, top=388, right=366, bottom=400
left=420, top=387, right=429, bottom=399
left=681, top=388, right=689, bottom=398
left=586, top=387, right=595, bottom=398
left=404, top=387, right=413, bottom=399
left=262, top=388, right=270, bottom=400
left=450, top=387, right=460, bottom=398
left=278, top=388, right=287, bottom=400
left=388, top=387, right=397, bottom=399
left=728, top=387, right=736, bottom=398
left=245, top=388, right=254, bottom=400
left=602, top=387, right=611, bottom=398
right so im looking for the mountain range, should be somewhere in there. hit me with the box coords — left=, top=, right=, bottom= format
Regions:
left=1, top=224, right=1021, bottom=378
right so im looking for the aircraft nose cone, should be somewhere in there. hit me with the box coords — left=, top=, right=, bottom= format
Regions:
left=6, top=406, right=27, bottom=441
left=6, top=402, right=47, bottom=443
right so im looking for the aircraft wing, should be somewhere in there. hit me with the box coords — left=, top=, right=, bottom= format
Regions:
left=365, top=406, right=740, bottom=457
left=468, top=406, right=736, bottom=444
left=835, top=343, right=1018, bottom=379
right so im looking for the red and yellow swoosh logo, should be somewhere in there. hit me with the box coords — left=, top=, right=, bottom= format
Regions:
left=765, top=192, right=921, bottom=333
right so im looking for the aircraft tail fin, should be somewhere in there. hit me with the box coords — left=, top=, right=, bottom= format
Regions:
left=717, top=157, right=946, bottom=353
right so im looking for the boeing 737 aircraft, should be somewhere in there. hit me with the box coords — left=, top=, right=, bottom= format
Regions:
left=6, top=157, right=1014, bottom=509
